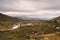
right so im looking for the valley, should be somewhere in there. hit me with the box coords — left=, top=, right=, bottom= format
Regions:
left=0, top=13, right=60, bottom=40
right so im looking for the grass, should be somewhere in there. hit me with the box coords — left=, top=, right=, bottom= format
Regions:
left=0, top=18, right=60, bottom=40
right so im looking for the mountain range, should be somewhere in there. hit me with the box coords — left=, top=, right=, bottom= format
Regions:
left=0, top=13, right=60, bottom=40
left=0, top=13, right=60, bottom=21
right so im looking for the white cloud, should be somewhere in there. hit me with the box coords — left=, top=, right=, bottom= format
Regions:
left=1, top=10, right=60, bottom=19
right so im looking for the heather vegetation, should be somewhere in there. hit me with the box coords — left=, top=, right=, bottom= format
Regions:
left=0, top=13, right=60, bottom=40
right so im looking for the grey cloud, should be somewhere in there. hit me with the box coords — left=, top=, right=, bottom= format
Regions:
left=46, top=6, right=60, bottom=10
left=0, top=0, right=60, bottom=12
left=0, top=0, right=60, bottom=19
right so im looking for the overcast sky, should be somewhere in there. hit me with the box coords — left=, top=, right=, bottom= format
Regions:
left=0, top=0, right=60, bottom=19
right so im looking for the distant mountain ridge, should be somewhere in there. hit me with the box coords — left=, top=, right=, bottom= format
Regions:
left=13, top=16, right=49, bottom=20
left=0, top=13, right=60, bottom=21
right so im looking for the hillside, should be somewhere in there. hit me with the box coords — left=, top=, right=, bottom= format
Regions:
left=0, top=13, right=60, bottom=40
left=50, top=16, right=60, bottom=26
left=53, top=16, right=60, bottom=20
left=0, top=13, right=20, bottom=29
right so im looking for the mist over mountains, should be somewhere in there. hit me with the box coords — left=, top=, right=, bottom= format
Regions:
left=1, top=13, right=57, bottom=20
